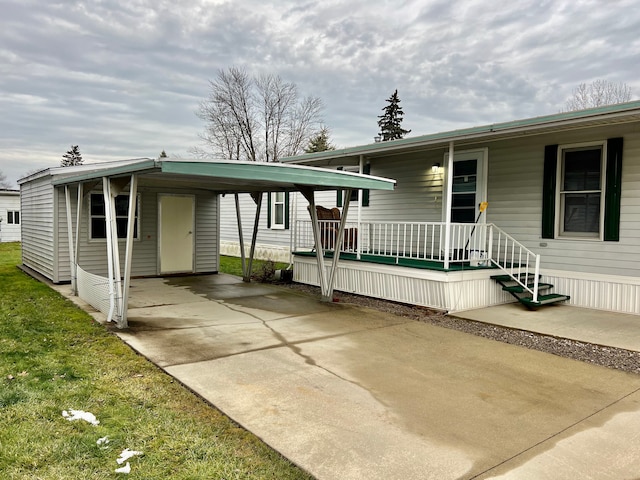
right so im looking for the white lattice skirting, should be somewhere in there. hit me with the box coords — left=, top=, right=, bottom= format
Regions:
left=77, top=266, right=119, bottom=319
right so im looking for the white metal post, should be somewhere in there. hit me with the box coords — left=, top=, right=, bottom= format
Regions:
left=357, top=155, right=363, bottom=260
left=121, top=174, right=138, bottom=328
left=533, top=254, right=540, bottom=303
left=234, top=193, right=246, bottom=277
left=102, top=177, right=116, bottom=323
left=245, top=192, right=263, bottom=282
left=327, top=189, right=351, bottom=299
left=64, top=186, right=76, bottom=294
left=74, top=183, right=83, bottom=295
left=443, top=141, right=455, bottom=269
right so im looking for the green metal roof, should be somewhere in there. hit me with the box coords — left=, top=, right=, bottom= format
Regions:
left=284, top=100, right=640, bottom=165
left=50, top=159, right=396, bottom=192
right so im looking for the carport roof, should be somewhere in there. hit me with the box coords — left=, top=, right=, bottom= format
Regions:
left=48, top=158, right=396, bottom=192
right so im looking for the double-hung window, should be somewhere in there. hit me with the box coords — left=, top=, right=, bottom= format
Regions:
left=542, top=137, right=623, bottom=241
left=558, top=143, right=604, bottom=238
left=268, top=192, right=289, bottom=230
left=7, top=211, right=19, bottom=224
left=90, top=193, right=139, bottom=240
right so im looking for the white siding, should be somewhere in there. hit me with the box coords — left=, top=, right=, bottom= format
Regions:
left=20, top=177, right=55, bottom=280
left=195, top=191, right=219, bottom=272
left=0, top=191, right=21, bottom=242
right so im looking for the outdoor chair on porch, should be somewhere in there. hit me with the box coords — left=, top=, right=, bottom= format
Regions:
left=309, top=205, right=358, bottom=251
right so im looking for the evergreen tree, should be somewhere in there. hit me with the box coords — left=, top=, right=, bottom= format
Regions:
left=159, top=149, right=168, bottom=158
left=304, top=127, right=336, bottom=153
left=61, top=145, right=83, bottom=167
left=377, top=90, right=410, bottom=141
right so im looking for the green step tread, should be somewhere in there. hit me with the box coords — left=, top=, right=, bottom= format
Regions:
left=491, top=274, right=538, bottom=282
left=502, top=283, right=553, bottom=293
left=519, top=294, right=571, bottom=307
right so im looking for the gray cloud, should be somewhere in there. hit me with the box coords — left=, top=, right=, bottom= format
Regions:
left=0, top=0, right=639, bottom=186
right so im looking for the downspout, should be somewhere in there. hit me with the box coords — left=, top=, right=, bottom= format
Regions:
left=443, top=141, right=454, bottom=270
left=120, top=174, right=138, bottom=329
left=64, top=185, right=76, bottom=294
left=102, top=177, right=116, bottom=323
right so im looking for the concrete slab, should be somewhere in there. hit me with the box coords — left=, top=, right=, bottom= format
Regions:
left=455, top=303, right=640, bottom=352
left=53, top=274, right=640, bottom=479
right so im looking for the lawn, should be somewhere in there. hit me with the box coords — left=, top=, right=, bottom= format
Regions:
left=0, top=242, right=312, bottom=479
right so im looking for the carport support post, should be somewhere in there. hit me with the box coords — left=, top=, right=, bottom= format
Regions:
left=244, top=192, right=263, bottom=283
left=299, top=187, right=332, bottom=301
left=64, top=185, right=76, bottom=294
left=74, top=183, right=84, bottom=295
left=102, top=177, right=117, bottom=323
left=234, top=193, right=247, bottom=278
left=327, top=189, right=351, bottom=298
left=443, top=141, right=454, bottom=270
left=120, top=174, right=138, bottom=328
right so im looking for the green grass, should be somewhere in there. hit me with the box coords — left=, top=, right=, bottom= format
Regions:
left=219, top=255, right=289, bottom=279
left=0, top=243, right=312, bottom=479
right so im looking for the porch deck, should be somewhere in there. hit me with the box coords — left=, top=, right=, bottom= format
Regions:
left=294, top=250, right=497, bottom=272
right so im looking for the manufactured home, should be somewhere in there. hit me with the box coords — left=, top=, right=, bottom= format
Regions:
left=0, top=189, right=21, bottom=242
left=266, top=101, right=640, bottom=315
left=18, top=159, right=394, bottom=327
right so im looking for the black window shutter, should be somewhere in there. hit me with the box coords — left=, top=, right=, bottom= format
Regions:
left=284, top=192, right=290, bottom=230
left=604, top=137, right=623, bottom=241
left=267, top=192, right=272, bottom=228
left=541, top=145, right=558, bottom=239
left=362, top=163, right=370, bottom=207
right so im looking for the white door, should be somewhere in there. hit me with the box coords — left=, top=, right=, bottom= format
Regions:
left=159, top=195, right=194, bottom=274
left=445, top=149, right=488, bottom=223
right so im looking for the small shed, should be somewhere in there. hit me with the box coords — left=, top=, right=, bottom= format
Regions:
left=0, top=188, right=21, bottom=242
left=18, top=158, right=395, bottom=327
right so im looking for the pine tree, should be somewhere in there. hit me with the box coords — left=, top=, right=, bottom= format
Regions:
left=159, top=149, right=168, bottom=158
left=61, top=145, right=83, bottom=167
left=304, top=127, right=336, bottom=153
left=377, top=90, right=411, bottom=141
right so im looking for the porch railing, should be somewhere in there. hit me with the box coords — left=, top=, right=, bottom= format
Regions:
left=294, top=220, right=541, bottom=302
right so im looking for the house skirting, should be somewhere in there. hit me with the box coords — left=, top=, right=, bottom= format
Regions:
left=542, top=270, right=640, bottom=315
left=293, top=255, right=513, bottom=313
left=220, top=240, right=291, bottom=263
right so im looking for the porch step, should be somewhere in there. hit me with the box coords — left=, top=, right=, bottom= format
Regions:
left=519, top=293, right=571, bottom=308
left=491, top=273, right=570, bottom=310
left=502, top=283, right=553, bottom=294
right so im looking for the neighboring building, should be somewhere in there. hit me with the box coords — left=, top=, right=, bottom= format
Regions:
left=277, top=101, right=640, bottom=315
left=0, top=189, right=21, bottom=242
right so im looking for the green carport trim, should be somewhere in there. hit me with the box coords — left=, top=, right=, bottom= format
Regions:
left=159, top=161, right=396, bottom=191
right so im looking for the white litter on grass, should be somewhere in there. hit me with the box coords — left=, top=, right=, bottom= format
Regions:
left=114, top=462, right=131, bottom=474
left=97, top=436, right=110, bottom=448
left=62, top=409, right=100, bottom=426
left=117, top=448, right=143, bottom=464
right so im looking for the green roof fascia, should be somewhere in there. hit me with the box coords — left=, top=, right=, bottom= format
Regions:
left=159, top=161, right=396, bottom=191
left=284, top=100, right=640, bottom=164
left=51, top=159, right=159, bottom=186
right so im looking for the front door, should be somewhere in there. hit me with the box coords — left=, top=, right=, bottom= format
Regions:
left=447, top=149, right=487, bottom=223
left=159, top=195, right=194, bottom=274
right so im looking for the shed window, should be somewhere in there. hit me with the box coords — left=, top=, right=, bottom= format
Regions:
left=90, top=194, right=139, bottom=240
left=267, top=192, right=289, bottom=230
left=7, top=211, right=19, bottom=224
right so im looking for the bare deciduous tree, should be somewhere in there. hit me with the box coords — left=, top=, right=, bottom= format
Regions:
left=0, top=170, right=12, bottom=189
left=564, top=80, right=632, bottom=111
left=196, top=67, right=323, bottom=162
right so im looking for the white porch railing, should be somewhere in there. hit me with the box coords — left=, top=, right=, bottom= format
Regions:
left=294, top=220, right=541, bottom=302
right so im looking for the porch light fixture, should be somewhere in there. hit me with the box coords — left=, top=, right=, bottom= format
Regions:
left=432, top=163, right=440, bottom=173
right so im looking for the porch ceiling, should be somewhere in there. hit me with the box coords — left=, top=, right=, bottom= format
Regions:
left=50, top=158, right=396, bottom=193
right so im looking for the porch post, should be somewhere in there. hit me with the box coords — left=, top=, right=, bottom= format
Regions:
left=120, top=174, right=138, bottom=328
left=356, top=156, right=364, bottom=259
left=234, top=193, right=247, bottom=277
left=64, top=185, right=76, bottom=294
left=443, top=141, right=455, bottom=269
left=327, top=189, right=351, bottom=300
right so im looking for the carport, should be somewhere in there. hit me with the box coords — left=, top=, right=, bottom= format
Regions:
left=52, top=159, right=396, bottom=328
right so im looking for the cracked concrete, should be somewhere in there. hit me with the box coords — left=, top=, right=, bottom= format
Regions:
left=67, top=274, right=640, bottom=479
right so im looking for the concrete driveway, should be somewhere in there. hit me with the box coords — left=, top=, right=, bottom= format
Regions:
left=106, top=275, right=640, bottom=479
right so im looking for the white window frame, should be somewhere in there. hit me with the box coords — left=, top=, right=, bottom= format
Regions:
left=7, top=210, right=19, bottom=224
left=556, top=141, right=606, bottom=240
left=442, top=148, right=488, bottom=223
left=89, top=193, right=141, bottom=241
left=271, top=191, right=286, bottom=230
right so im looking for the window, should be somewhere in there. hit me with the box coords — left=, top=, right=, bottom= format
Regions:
left=7, top=211, right=19, bottom=224
left=542, top=138, right=623, bottom=241
left=337, top=163, right=370, bottom=207
left=90, top=194, right=139, bottom=240
left=558, top=145, right=603, bottom=237
left=451, top=159, right=478, bottom=223
left=268, top=192, right=289, bottom=230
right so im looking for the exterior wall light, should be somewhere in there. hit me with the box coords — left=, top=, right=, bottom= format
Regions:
left=432, top=163, right=440, bottom=173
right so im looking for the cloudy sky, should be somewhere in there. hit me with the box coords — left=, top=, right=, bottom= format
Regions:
left=1, top=0, right=639, bottom=187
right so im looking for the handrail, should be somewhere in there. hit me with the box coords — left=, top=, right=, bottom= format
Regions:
left=294, top=219, right=541, bottom=302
